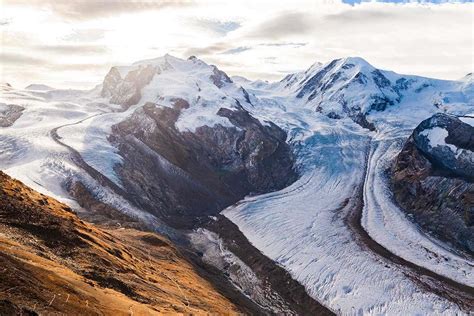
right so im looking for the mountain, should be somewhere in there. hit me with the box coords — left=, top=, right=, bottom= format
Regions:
left=245, top=57, right=472, bottom=131
left=0, top=171, right=257, bottom=315
left=98, top=54, right=297, bottom=227
left=392, top=113, right=474, bottom=253
left=24, top=84, right=55, bottom=91
left=1, top=54, right=473, bottom=315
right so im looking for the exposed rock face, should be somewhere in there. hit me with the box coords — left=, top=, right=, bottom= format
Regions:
left=101, top=65, right=157, bottom=108
left=210, top=65, right=233, bottom=88
left=0, top=103, right=24, bottom=127
left=110, top=101, right=297, bottom=228
left=392, top=113, right=474, bottom=254
left=412, top=113, right=474, bottom=179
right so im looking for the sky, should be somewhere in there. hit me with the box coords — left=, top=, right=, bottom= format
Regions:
left=0, top=0, right=473, bottom=89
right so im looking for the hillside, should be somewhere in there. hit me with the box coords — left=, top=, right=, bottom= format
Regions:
left=0, top=171, right=244, bottom=315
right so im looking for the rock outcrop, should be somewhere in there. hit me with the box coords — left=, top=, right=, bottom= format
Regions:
left=392, top=113, right=474, bottom=254
left=0, top=103, right=24, bottom=127
left=110, top=100, right=297, bottom=228
left=101, top=65, right=157, bottom=109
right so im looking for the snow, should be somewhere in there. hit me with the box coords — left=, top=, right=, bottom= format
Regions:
left=224, top=67, right=474, bottom=314
left=113, top=54, right=250, bottom=132
left=420, top=126, right=458, bottom=152
left=0, top=87, right=100, bottom=203
left=362, top=136, right=473, bottom=287
left=189, top=228, right=292, bottom=313
left=24, top=84, right=54, bottom=91
left=223, top=124, right=463, bottom=314
left=2, top=54, right=473, bottom=314
left=460, top=115, right=474, bottom=126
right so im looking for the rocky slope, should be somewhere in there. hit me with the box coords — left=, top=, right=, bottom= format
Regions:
left=0, top=85, right=24, bottom=127
left=110, top=102, right=296, bottom=228
left=99, top=55, right=297, bottom=228
left=0, top=171, right=257, bottom=315
left=392, top=113, right=474, bottom=254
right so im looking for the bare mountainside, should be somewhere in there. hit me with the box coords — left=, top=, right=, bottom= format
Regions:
left=0, top=171, right=258, bottom=315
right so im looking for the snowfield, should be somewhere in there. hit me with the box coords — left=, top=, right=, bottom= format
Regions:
left=223, top=122, right=468, bottom=314
left=224, top=65, right=473, bottom=314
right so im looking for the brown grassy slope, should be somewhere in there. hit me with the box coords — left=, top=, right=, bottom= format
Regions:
left=0, top=171, right=240, bottom=315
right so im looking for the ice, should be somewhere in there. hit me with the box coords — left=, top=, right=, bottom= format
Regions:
left=2, top=55, right=473, bottom=314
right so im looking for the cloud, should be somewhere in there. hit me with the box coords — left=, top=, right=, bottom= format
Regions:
left=34, top=44, right=107, bottom=54
left=62, top=29, right=106, bottom=42
left=0, top=53, right=46, bottom=66
left=323, top=8, right=394, bottom=22
left=220, top=46, right=251, bottom=54
left=259, top=42, right=308, bottom=47
left=185, top=41, right=307, bottom=57
left=247, top=11, right=314, bottom=39
left=1, top=0, right=472, bottom=88
left=342, top=0, right=472, bottom=4
left=3, top=0, right=194, bottom=20
left=184, top=42, right=231, bottom=56
left=192, top=19, right=241, bottom=35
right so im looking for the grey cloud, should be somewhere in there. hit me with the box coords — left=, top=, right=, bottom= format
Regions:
left=3, top=0, right=194, bottom=20
left=220, top=46, right=251, bottom=55
left=323, top=9, right=394, bottom=23
left=248, top=12, right=314, bottom=39
left=35, top=44, right=107, bottom=54
left=0, top=53, right=46, bottom=66
left=192, top=19, right=241, bottom=35
left=185, top=41, right=307, bottom=58
left=62, top=29, right=106, bottom=42
left=46, top=63, right=113, bottom=73
left=259, top=42, right=308, bottom=48
left=1, top=52, right=109, bottom=72
left=184, top=42, right=230, bottom=56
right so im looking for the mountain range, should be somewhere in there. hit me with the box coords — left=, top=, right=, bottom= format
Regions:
left=0, top=54, right=473, bottom=315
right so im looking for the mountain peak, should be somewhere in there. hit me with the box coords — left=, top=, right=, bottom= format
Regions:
left=341, top=56, right=371, bottom=66
left=25, top=83, right=55, bottom=91
left=132, top=53, right=183, bottom=67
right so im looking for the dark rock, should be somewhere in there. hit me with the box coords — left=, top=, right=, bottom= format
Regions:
left=210, top=65, right=233, bottom=88
left=371, top=69, right=391, bottom=88
left=101, top=65, right=157, bottom=109
left=110, top=101, right=297, bottom=228
left=0, top=103, right=24, bottom=127
left=392, top=113, right=474, bottom=255
left=413, top=113, right=474, bottom=179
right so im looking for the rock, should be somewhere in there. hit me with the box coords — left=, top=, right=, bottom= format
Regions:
left=0, top=103, right=25, bottom=127
left=412, top=113, right=474, bottom=179
left=101, top=65, right=157, bottom=109
left=392, top=113, right=474, bottom=254
left=110, top=101, right=297, bottom=228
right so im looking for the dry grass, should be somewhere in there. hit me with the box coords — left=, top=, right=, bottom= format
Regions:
left=0, top=171, right=240, bottom=315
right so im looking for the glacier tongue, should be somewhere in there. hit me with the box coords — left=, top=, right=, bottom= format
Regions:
left=224, top=65, right=474, bottom=314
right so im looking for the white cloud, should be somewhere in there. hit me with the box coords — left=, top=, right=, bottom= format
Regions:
left=0, top=0, right=472, bottom=88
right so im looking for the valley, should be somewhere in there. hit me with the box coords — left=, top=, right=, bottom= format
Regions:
left=0, top=55, right=473, bottom=314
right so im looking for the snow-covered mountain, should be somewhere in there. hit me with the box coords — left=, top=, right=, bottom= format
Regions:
left=242, top=57, right=472, bottom=131
left=1, top=54, right=473, bottom=315
left=100, top=54, right=255, bottom=132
